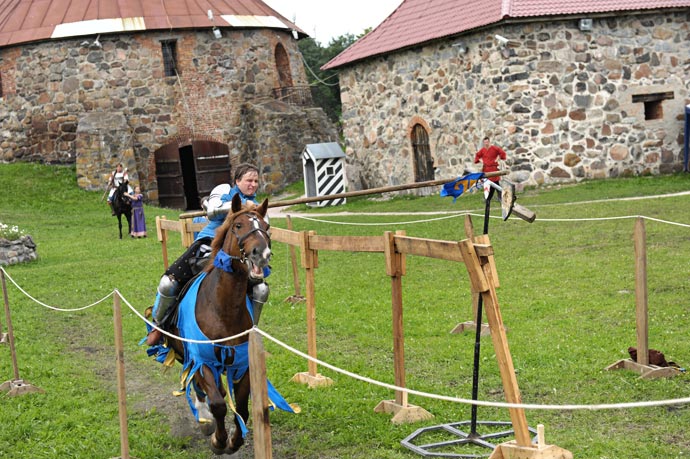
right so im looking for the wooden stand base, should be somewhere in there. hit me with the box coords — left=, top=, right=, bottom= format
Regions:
left=0, top=379, right=44, bottom=396
left=291, top=371, right=333, bottom=388
left=451, top=320, right=491, bottom=336
left=489, top=441, right=573, bottom=459
left=374, top=399, right=434, bottom=424
left=606, top=358, right=680, bottom=379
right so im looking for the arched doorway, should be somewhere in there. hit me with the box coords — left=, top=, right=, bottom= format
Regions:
left=154, top=140, right=231, bottom=210
left=411, top=123, right=434, bottom=182
left=274, top=43, right=293, bottom=89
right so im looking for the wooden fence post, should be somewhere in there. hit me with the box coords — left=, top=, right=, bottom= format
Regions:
left=291, top=231, right=332, bottom=387
left=0, top=269, right=43, bottom=396
left=111, top=290, right=131, bottom=459
left=605, top=217, right=678, bottom=378
left=374, top=231, right=432, bottom=424
left=284, top=216, right=305, bottom=303
left=634, top=217, right=649, bottom=366
left=249, top=331, right=272, bottom=459
left=156, top=216, right=169, bottom=270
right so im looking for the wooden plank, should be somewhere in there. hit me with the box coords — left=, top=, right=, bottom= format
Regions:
left=480, top=260, right=531, bottom=447
left=271, top=227, right=301, bottom=246
left=464, top=214, right=474, bottom=239
left=394, top=235, right=464, bottom=262
left=475, top=235, right=499, bottom=288
left=458, top=239, right=489, bottom=293
left=634, top=217, right=649, bottom=365
left=157, top=217, right=182, bottom=232
left=309, top=234, right=384, bottom=253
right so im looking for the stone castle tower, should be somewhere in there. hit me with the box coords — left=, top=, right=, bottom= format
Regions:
left=0, top=0, right=338, bottom=208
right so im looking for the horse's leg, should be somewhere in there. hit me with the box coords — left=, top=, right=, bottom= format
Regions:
left=194, top=366, right=230, bottom=455
left=226, top=372, right=250, bottom=454
left=117, top=214, right=123, bottom=239
left=194, top=393, right=215, bottom=437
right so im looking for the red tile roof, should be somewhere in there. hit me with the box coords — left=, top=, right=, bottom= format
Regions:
left=323, top=0, right=690, bottom=69
left=0, top=0, right=305, bottom=48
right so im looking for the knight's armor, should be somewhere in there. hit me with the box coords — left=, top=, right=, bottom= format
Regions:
left=149, top=184, right=270, bottom=336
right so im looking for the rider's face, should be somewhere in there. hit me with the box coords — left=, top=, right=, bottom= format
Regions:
left=236, top=171, right=259, bottom=196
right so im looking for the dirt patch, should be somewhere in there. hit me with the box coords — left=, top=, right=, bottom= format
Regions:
left=72, top=337, right=257, bottom=458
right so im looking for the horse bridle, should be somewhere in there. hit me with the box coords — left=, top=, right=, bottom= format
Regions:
left=230, top=210, right=271, bottom=263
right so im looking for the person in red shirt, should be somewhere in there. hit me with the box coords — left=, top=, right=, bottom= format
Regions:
left=474, top=136, right=507, bottom=200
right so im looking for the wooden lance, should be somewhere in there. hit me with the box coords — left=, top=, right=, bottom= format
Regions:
left=179, top=171, right=509, bottom=219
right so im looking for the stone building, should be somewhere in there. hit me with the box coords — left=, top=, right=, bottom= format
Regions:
left=0, top=0, right=338, bottom=208
left=324, top=0, right=690, bottom=191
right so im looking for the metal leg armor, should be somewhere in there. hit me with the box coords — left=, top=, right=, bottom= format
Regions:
left=250, top=282, right=269, bottom=325
left=153, top=274, right=180, bottom=324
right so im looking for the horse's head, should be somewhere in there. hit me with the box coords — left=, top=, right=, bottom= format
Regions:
left=210, top=194, right=271, bottom=281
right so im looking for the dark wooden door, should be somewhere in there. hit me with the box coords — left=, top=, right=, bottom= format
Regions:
left=154, top=142, right=186, bottom=209
left=412, top=124, right=434, bottom=182
left=192, top=140, right=231, bottom=199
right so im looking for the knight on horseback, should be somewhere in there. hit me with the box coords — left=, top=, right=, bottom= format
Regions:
left=107, top=163, right=132, bottom=216
left=146, top=163, right=270, bottom=345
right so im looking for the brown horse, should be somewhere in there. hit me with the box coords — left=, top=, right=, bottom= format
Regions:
left=163, top=194, right=272, bottom=455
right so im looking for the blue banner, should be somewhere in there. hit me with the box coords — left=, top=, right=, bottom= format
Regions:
left=440, top=173, right=485, bottom=203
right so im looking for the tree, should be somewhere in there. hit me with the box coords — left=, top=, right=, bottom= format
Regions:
left=298, top=33, right=360, bottom=123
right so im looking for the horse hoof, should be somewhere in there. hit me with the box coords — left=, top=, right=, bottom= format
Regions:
left=210, top=434, right=228, bottom=455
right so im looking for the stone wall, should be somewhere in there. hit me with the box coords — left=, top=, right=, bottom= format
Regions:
left=338, top=10, right=690, bottom=191
left=0, top=236, right=37, bottom=266
left=0, top=28, right=336, bottom=201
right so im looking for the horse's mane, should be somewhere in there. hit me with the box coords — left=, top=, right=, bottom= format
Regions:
left=205, top=201, right=260, bottom=272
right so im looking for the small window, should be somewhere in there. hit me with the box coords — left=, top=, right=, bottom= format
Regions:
left=632, top=91, right=674, bottom=120
left=161, top=40, right=179, bottom=77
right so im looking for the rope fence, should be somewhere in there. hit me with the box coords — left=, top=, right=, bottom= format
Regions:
left=1, top=265, right=687, bottom=412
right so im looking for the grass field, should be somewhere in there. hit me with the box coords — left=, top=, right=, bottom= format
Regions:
left=0, top=163, right=689, bottom=458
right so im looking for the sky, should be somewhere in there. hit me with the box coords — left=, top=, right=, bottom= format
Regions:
left=263, top=0, right=403, bottom=46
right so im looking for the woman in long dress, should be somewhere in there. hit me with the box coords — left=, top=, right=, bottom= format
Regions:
left=126, top=186, right=147, bottom=238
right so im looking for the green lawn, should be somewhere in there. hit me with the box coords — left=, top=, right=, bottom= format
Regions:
left=0, top=163, right=689, bottom=458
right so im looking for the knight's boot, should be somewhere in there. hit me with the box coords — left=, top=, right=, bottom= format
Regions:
left=146, top=275, right=180, bottom=345
left=250, top=282, right=269, bottom=325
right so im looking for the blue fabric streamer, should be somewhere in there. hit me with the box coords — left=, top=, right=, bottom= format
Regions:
left=141, top=272, right=295, bottom=437
left=440, top=172, right=485, bottom=203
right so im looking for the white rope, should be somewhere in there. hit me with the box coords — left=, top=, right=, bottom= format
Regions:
left=118, top=291, right=252, bottom=345
left=1, top=267, right=113, bottom=312
left=254, top=327, right=690, bottom=412
left=292, top=212, right=469, bottom=226
left=286, top=212, right=690, bottom=227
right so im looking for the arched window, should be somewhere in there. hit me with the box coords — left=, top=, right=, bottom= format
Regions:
left=411, top=124, right=434, bottom=182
